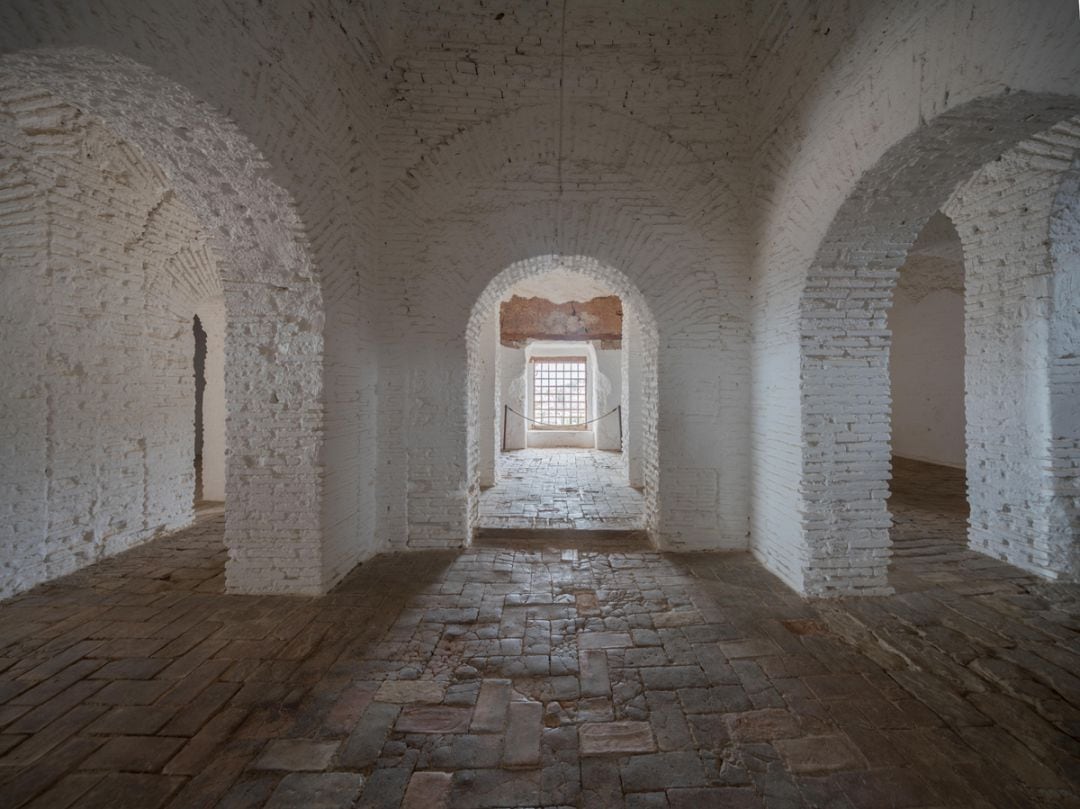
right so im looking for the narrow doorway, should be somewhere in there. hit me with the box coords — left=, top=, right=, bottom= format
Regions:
left=193, top=308, right=225, bottom=513
left=477, top=279, right=644, bottom=534
left=193, top=314, right=207, bottom=504
left=887, top=212, right=969, bottom=584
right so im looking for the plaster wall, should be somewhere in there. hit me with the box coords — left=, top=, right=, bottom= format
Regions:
left=595, top=346, right=622, bottom=452
left=889, top=288, right=966, bottom=469
left=495, top=341, right=617, bottom=454
left=497, top=344, right=527, bottom=452
left=888, top=216, right=966, bottom=469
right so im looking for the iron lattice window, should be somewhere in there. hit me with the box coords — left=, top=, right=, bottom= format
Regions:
left=531, top=357, right=588, bottom=428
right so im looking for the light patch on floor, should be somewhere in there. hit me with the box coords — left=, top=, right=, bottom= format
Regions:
left=477, top=448, right=645, bottom=531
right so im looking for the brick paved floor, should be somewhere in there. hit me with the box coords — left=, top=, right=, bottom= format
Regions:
left=478, top=449, right=645, bottom=531
left=0, top=458, right=1076, bottom=807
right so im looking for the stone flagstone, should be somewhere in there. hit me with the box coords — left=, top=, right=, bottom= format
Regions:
left=374, top=680, right=445, bottom=704
left=579, top=721, right=657, bottom=755
left=396, top=706, right=472, bottom=734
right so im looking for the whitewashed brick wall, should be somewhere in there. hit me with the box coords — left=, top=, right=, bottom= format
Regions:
left=0, top=49, right=333, bottom=596
left=747, top=0, right=1080, bottom=596
left=375, top=1, right=751, bottom=553
left=379, top=108, right=752, bottom=550
left=464, top=256, right=662, bottom=542
left=0, top=0, right=392, bottom=595
left=944, top=120, right=1080, bottom=581
left=0, top=95, right=223, bottom=599
left=2, top=1, right=1078, bottom=600
left=795, top=97, right=1080, bottom=597
left=1048, top=164, right=1080, bottom=579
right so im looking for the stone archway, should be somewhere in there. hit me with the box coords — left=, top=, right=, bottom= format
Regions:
left=465, top=255, right=661, bottom=543
left=943, top=121, right=1080, bottom=581
left=378, top=102, right=752, bottom=557
left=795, top=93, right=1080, bottom=596
left=0, top=89, right=228, bottom=597
left=0, top=47, right=329, bottom=595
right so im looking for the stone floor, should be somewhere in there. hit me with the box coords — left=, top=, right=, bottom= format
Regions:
left=0, top=459, right=1077, bottom=808
left=478, top=449, right=645, bottom=532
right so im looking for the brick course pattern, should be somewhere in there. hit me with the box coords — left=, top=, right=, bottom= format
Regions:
left=945, top=120, right=1080, bottom=580
left=0, top=2, right=1078, bottom=599
left=782, top=101, right=1080, bottom=598
left=748, top=3, right=1080, bottom=598
left=0, top=91, right=223, bottom=600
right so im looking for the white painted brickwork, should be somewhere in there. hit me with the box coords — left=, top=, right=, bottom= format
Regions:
left=747, top=2, right=1080, bottom=596
left=0, top=1, right=1077, bottom=599
left=0, top=48, right=338, bottom=597
left=465, top=256, right=661, bottom=544
left=794, top=97, right=1080, bottom=597
left=0, top=1, right=392, bottom=596
left=945, top=120, right=1080, bottom=580
left=374, top=1, right=751, bottom=555
left=0, top=93, right=223, bottom=598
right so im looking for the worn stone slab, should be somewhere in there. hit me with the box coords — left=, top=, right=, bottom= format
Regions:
left=503, top=701, right=542, bottom=767
left=339, top=703, right=400, bottom=768
left=645, top=690, right=692, bottom=750
left=450, top=768, right=541, bottom=809
left=773, top=734, right=867, bottom=773
left=323, top=684, right=375, bottom=735
left=575, top=591, right=601, bottom=616
left=252, top=739, right=338, bottom=771
left=888, top=670, right=991, bottom=727
left=578, top=632, right=632, bottom=650
left=69, top=772, right=185, bottom=809
left=577, top=696, right=615, bottom=722
left=579, top=721, right=657, bottom=756
left=718, top=638, right=783, bottom=659
left=669, top=787, right=763, bottom=808
left=580, top=649, right=611, bottom=698
left=620, top=751, right=706, bottom=791
left=357, top=767, right=411, bottom=807
left=640, top=665, right=709, bottom=690
left=726, top=708, right=803, bottom=741
left=424, top=608, right=479, bottom=624
left=471, top=679, right=511, bottom=733
left=264, top=773, right=365, bottom=809
left=403, top=771, right=452, bottom=809
left=396, top=705, right=473, bottom=734
left=78, top=735, right=184, bottom=773
left=652, top=610, right=703, bottom=628
left=374, top=680, right=445, bottom=704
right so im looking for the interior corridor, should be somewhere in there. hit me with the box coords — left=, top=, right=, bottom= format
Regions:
left=477, top=449, right=645, bottom=533
left=0, top=467, right=1076, bottom=808
left=888, top=457, right=979, bottom=592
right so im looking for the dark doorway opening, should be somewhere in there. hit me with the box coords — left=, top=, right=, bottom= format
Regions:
left=193, top=314, right=207, bottom=503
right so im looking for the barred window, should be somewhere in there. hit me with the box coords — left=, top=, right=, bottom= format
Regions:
left=531, top=357, right=587, bottom=428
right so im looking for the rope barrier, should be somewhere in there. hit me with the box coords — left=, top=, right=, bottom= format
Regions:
left=505, top=405, right=621, bottom=429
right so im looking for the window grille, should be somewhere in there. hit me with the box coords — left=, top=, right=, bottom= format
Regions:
left=531, top=357, right=587, bottom=428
